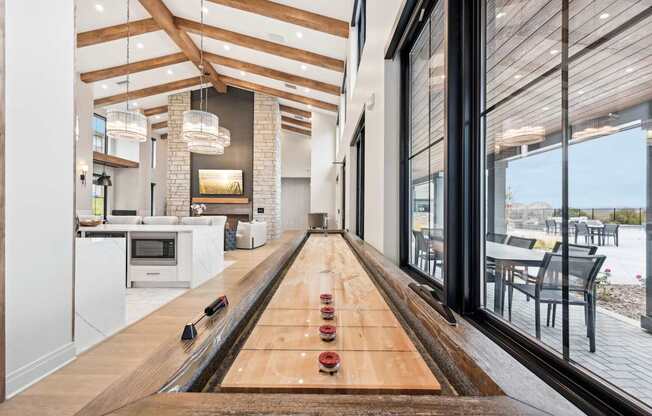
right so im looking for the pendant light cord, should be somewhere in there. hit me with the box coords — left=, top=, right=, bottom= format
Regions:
left=200, top=0, right=206, bottom=113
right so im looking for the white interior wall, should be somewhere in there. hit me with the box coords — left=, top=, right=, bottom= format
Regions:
left=281, top=130, right=311, bottom=178
left=337, top=1, right=404, bottom=262
left=311, top=113, right=337, bottom=228
left=5, top=0, right=76, bottom=396
left=75, top=77, right=94, bottom=214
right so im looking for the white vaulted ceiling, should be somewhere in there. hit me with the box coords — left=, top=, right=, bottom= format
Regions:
left=76, top=0, right=353, bottom=133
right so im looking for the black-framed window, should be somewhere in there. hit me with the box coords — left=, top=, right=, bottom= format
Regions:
left=354, top=0, right=366, bottom=69
left=93, top=113, right=106, bottom=153
left=354, top=123, right=365, bottom=239
left=150, top=183, right=156, bottom=216
left=391, top=0, right=652, bottom=413
left=480, top=0, right=652, bottom=413
left=151, top=137, right=157, bottom=169
left=402, top=0, right=446, bottom=286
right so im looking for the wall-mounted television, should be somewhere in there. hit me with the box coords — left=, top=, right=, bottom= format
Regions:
left=198, top=169, right=244, bottom=195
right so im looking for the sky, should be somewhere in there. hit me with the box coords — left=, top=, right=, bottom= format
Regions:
left=506, top=128, right=647, bottom=208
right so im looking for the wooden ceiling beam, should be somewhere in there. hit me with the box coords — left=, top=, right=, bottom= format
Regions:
left=94, top=76, right=202, bottom=107
left=206, top=0, right=349, bottom=38
left=151, top=121, right=168, bottom=130
left=144, top=105, right=168, bottom=117
left=138, top=0, right=226, bottom=93
left=281, top=115, right=311, bottom=129
left=280, top=104, right=311, bottom=119
left=282, top=124, right=311, bottom=136
left=221, top=76, right=338, bottom=112
left=77, top=18, right=160, bottom=48
left=204, top=52, right=340, bottom=95
left=80, top=53, right=188, bottom=83
left=175, top=17, right=344, bottom=72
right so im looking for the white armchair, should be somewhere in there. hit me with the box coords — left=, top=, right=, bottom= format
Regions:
left=236, top=221, right=267, bottom=249
left=181, top=217, right=212, bottom=225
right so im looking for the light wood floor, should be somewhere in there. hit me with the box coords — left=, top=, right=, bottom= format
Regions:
left=0, top=233, right=298, bottom=416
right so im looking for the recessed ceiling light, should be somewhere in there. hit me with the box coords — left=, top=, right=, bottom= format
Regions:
left=550, top=49, right=558, bottom=55
left=202, top=6, right=209, bottom=14
left=496, top=12, right=506, bottom=19
left=542, top=106, right=549, bottom=110
left=307, top=104, right=312, bottom=109
left=514, top=74, right=522, bottom=79
left=239, top=70, right=246, bottom=76
left=301, top=64, right=308, bottom=71
left=101, top=84, right=108, bottom=89
left=599, top=13, right=610, bottom=19
left=223, top=44, right=231, bottom=51
left=131, top=102, right=138, bottom=107
left=136, top=42, right=144, bottom=49
left=166, top=69, right=173, bottom=75
left=95, top=4, right=104, bottom=12
left=296, top=31, right=303, bottom=39
left=578, top=90, right=584, bottom=95
left=304, top=87, right=310, bottom=93
left=626, top=67, right=634, bottom=73
left=155, top=115, right=161, bottom=119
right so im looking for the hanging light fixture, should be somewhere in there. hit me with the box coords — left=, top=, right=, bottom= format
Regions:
left=184, top=0, right=223, bottom=155
left=496, top=126, right=546, bottom=147
left=106, top=0, right=147, bottom=143
left=219, top=126, right=231, bottom=147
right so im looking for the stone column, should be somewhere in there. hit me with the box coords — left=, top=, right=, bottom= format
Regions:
left=166, top=91, right=191, bottom=217
left=253, top=93, right=282, bottom=240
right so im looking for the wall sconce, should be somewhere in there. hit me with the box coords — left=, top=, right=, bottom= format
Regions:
left=79, top=163, right=89, bottom=185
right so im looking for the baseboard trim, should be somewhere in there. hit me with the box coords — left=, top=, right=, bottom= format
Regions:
left=6, top=342, right=76, bottom=398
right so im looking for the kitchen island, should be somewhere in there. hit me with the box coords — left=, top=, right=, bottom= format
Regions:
left=78, top=223, right=224, bottom=289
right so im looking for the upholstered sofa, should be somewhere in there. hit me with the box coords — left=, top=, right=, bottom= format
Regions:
left=142, top=216, right=179, bottom=225
left=106, top=215, right=142, bottom=225
left=236, top=221, right=267, bottom=249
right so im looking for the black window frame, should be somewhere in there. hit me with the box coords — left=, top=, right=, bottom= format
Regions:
left=352, top=119, right=365, bottom=239
left=352, top=0, right=366, bottom=69
left=390, top=0, right=652, bottom=414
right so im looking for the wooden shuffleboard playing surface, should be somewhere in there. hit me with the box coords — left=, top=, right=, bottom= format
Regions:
left=220, top=234, right=441, bottom=394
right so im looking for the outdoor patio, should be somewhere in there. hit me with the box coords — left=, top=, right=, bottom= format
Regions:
left=486, top=283, right=652, bottom=406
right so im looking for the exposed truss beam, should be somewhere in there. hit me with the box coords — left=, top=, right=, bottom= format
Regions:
left=80, top=53, right=187, bottom=83
left=281, top=115, right=311, bottom=130
left=204, top=52, right=339, bottom=95
left=94, top=76, right=202, bottom=107
left=206, top=0, right=349, bottom=38
left=77, top=18, right=160, bottom=48
left=280, top=104, right=311, bottom=119
left=175, top=17, right=344, bottom=72
left=138, top=0, right=226, bottom=93
left=221, top=76, right=337, bottom=112
left=151, top=121, right=168, bottom=130
left=282, top=124, right=311, bottom=136
left=144, top=105, right=168, bottom=117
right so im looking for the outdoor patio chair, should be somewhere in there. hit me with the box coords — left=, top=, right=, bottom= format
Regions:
left=545, top=219, right=558, bottom=234
left=552, top=242, right=598, bottom=255
left=506, top=252, right=606, bottom=352
left=574, top=222, right=594, bottom=245
left=487, top=232, right=508, bottom=243
left=412, top=230, right=441, bottom=277
left=602, top=224, right=619, bottom=247
left=507, top=236, right=537, bottom=249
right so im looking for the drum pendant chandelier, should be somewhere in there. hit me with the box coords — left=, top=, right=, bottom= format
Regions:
left=184, top=0, right=228, bottom=155
left=106, top=0, right=147, bottom=143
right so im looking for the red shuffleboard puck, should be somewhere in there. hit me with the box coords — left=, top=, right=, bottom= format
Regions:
left=320, top=293, right=333, bottom=304
left=319, top=325, right=337, bottom=342
left=318, top=351, right=341, bottom=374
left=320, top=306, right=335, bottom=320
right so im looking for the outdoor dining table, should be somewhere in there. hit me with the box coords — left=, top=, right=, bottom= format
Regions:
left=486, top=242, right=547, bottom=314
left=585, top=223, right=605, bottom=246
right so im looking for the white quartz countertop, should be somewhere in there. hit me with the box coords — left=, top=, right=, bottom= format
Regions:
left=79, top=224, right=222, bottom=233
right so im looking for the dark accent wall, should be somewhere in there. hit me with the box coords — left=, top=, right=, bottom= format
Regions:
left=190, top=87, right=254, bottom=199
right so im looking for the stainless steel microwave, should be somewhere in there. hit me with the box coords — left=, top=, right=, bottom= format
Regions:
left=130, top=232, right=177, bottom=266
